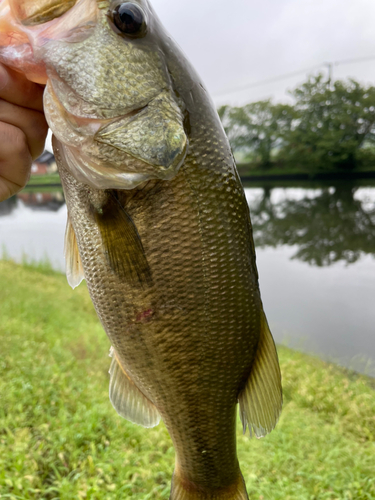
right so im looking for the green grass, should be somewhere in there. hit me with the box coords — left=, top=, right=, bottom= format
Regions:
left=27, top=173, right=61, bottom=187
left=24, top=168, right=375, bottom=186
left=0, top=260, right=374, bottom=500
left=236, top=163, right=375, bottom=179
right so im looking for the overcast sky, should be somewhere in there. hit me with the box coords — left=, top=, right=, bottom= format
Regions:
left=151, top=0, right=375, bottom=106
left=45, top=0, right=375, bottom=151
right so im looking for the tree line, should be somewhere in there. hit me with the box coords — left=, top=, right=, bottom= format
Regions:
left=218, top=74, right=375, bottom=171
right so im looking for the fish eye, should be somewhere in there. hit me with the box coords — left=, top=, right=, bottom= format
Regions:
left=111, top=3, right=147, bottom=38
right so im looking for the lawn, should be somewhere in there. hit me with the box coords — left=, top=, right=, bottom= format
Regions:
left=26, top=173, right=62, bottom=187
left=0, top=260, right=374, bottom=500
left=235, top=163, right=375, bottom=180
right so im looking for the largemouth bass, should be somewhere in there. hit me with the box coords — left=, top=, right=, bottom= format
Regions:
left=0, top=1, right=282, bottom=498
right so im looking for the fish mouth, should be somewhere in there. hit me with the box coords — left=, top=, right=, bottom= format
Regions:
left=46, top=76, right=152, bottom=150
left=60, top=98, right=147, bottom=138
left=49, top=75, right=153, bottom=121
left=58, top=142, right=157, bottom=191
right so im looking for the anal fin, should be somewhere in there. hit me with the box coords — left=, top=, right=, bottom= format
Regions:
left=109, top=347, right=161, bottom=428
left=64, top=214, right=84, bottom=290
left=239, top=309, right=282, bottom=438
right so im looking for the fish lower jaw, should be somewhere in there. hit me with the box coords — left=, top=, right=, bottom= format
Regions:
left=58, top=142, right=156, bottom=190
left=46, top=78, right=145, bottom=130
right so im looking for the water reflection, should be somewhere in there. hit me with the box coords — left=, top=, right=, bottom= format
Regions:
left=17, top=191, right=64, bottom=211
left=0, top=196, right=17, bottom=216
left=0, top=191, right=64, bottom=216
left=0, top=190, right=67, bottom=270
left=247, top=183, right=375, bottom=266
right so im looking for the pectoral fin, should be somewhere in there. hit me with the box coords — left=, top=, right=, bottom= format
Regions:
left=64, top=214, right=84, bottom=289
left=94, top=193, right=153, bottom=288
left=109, top=347, right=161, bottom=428
left=239, top=309, right=282, bottom=438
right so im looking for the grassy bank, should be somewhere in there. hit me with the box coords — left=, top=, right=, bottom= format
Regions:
left=0, top=260, right=374, bottom=500
left=24, top=169, right=375, bottom=189
left=236, top=163, right=375, bottom=180
left=27, top=173, right=61, bottom=187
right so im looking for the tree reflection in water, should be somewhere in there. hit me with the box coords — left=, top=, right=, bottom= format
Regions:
left=0, top=196, right=17, bottom=217
left=249, top=183, right=375, bottom=266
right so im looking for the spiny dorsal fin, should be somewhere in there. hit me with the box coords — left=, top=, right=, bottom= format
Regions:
left=94, top=193, right=153, bottom=288
left=109, top=347, right=161, bottom=428
left=64, top=214, right=84, bottom=290
left=239, top=309, right=282, bottom=438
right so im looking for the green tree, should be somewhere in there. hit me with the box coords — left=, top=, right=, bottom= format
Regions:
left=280, top=75, right=375, bottom=170
left=219, top=100, right=294, bottom=167
left=219, top=75, right=375, bottom=171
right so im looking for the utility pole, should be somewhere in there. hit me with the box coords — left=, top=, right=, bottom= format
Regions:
left=324, top=62, right=333, bottom=89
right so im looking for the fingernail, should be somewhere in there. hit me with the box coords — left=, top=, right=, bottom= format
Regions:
left=0, top=64, right=9, bottom=91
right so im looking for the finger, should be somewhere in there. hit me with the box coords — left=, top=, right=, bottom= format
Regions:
left=0, top=99, right=48, bottom=159
left=0, top=63, right=45, bottom=112
left=0, top=122, right=32, bottom=202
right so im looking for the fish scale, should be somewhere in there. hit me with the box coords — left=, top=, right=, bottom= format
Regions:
left=0, top=1, right=282, bottom=498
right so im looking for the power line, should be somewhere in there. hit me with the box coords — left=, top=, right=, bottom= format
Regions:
left=333, top=55, right=375, bottom=66
left=328, top=55, right=375, bottom=83
left=213, top=55, right=375, bottom=98
left=213, top=64, right=323, bottom=97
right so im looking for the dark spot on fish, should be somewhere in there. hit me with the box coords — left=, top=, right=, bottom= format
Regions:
left=135, top=308, right=155, bottom=323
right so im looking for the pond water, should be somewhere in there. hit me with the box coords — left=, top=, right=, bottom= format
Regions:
left=1, top=181, right=374, bottom=377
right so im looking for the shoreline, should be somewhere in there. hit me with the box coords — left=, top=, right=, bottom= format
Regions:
left=240, top=170, right=375, bottom=182
left=25, top=170, right=375, bottom=189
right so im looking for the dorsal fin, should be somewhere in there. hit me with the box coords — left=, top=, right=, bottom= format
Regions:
left=238, top=309, right=282, bottom=438
left=109, top=347, right=161, bottom=428
left=64, top=214, right=84, bottom=290
left=94, top=193, right=153, bottom=288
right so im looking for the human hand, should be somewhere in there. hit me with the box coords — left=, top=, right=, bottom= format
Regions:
left=0, top=64, right=48, bottom=202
